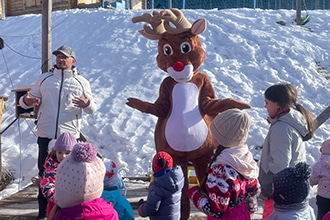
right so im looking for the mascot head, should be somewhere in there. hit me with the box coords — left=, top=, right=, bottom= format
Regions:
left=132, top=8, right=207, bottom=83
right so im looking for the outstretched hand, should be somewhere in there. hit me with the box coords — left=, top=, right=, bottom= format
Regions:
left=126, top=98, right=149, bottom=113
left=23, top=91, right=40, bottom=106
left=73, top=93, right=90, bottom=108
left=231, top=99, right=251, bottom=110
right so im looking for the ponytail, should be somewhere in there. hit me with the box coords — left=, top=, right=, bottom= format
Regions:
left=295, top=103, right=316, bottom=141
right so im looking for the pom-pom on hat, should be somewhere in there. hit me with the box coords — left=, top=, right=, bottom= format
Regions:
left=152, top=151, right=173, bottom=173
left=103, top=158, right=125, bottom=192
left=321, top=139, right=330, bottom=155
left=210, top=108, right=251, bottom=148
left=55, top=142, right=105, bottom=208
left=53, top=132, right=77, bottom=151
left=273, top=162, right=311, bottom=205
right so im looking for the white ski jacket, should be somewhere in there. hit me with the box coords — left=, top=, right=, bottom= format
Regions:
left=19, top=66, right=97, bottom=139
left=258, top=107, right=309, bottom=198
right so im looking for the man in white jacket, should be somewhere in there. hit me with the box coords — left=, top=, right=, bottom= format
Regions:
left=19, top=45, right=97, bottom=219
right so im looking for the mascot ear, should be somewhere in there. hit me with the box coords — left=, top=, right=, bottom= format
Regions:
left=191, top=18, right=207, bottom=35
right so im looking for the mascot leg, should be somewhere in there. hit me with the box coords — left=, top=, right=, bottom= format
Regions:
left=192, top=150, right=214, bottom=185
left=179, top=162, right=190, bottom=220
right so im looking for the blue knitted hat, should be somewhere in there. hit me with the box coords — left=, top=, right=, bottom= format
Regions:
left=273, top=162, right=311, bottom=205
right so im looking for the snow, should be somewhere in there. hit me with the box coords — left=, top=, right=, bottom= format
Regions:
left=0, top=7, right=329, bottom=212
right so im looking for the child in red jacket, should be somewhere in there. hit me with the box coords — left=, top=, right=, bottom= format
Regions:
left=188, top=109, right=259, bottom=220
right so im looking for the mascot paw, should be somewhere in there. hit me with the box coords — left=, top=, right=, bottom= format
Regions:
left=126, top=98, right=148, bottom=112
left=230, top=99, right=251, bottom=110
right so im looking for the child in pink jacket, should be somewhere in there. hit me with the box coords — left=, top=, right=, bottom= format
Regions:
left=51, top=142, right=118, bottom=220
left=310, top=139, right=330, bottom=220
left=40, top=132, right=77, bottom=218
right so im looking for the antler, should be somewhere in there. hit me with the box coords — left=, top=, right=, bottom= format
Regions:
left=161, top=8, right=192, bottom=34
left=132, top=10, right=166, bottom=40
left=132, top=8, right=195, bottom=40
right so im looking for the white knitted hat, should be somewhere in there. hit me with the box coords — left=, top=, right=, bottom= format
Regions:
left=55, top=142, right=105, bottom=208
left=103, top=158, right=125, bottom=191
left=210, top=108, right=251, bottom=148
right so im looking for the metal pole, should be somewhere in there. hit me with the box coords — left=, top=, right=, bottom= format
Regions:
left=18, top=118, right=22, bottom=190
left=0, top=128, right=1, bottom=174
left=41, top=0, right=52, bottom=73
left=296, top=0, right=302, bottom=24
left=0, top=117, right=18, bottom=175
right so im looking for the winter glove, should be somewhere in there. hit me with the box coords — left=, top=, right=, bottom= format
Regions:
left=188, top=186, right=224, bottom=218
left=137, top=198, right=144, bottom=207
left=188, top=186, right=204, bottom=210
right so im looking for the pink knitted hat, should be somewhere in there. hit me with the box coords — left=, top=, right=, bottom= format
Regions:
left=321, top=139, right=330, bottom=155
left=54, top=142, right=105, bottom=208
left=53, top=132, right=77, bottom=151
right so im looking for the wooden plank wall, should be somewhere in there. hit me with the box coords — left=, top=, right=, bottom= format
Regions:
left=131, top=0, right=142, bottom=9
left=6, top=0, right=102, bottom=16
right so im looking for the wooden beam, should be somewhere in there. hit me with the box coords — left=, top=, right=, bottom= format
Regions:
left=41, top=0, right=52, bottom=73
left=315, top=105, right=330, bottom=130
left=0, top=0, right=5, bottom=20
left=296, top=0, right=302, bottom=24
left=0, top=96, right=8, bottom=175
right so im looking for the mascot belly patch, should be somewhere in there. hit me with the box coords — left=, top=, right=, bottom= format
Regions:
left=165, top=82, right=208, bottom=151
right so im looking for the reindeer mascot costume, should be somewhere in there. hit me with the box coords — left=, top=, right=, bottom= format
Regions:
left=127, top=8, right=251, bottom=219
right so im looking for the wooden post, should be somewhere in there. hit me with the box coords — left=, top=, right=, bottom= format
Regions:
left=315, top=105, right=330, bottom=130
left=0, top=96, right=8, bottom=175
left=142, top=0, right=146, bottom=9
left=41, top=0, right=52, bottom=73
left=0, top=0, right=5, bottom=20
left=296, top=0, right=302, bottom=24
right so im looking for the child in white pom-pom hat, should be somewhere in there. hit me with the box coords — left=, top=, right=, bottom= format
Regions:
left=50, top=142, right=118, bottom=220
left=188, top=108, right=259, bottom=220
left=101, top=158, right=134, bottom=220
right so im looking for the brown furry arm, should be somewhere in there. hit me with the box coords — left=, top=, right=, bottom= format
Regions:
left=198, top=74, right=251, bottom=116
left=126, top=77, right=172, bottom=117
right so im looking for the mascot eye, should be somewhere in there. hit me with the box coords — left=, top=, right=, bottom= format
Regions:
left=163, top=44, right=173, bottom=56
left=180, top=42, right=192, bottom=54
